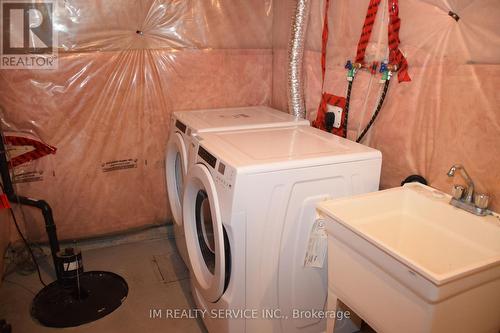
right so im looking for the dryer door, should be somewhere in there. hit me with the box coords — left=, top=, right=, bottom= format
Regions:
left=183, top=163, right=226, bottom=302
left=166, top=132, right=188, bottom=226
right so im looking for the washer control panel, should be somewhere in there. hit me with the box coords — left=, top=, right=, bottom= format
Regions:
left=214, top=159, right=234, bottom=191
left=196, top=143, right=234, bottom=191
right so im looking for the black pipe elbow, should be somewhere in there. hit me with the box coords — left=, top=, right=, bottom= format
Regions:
left=16, top=197, right=57, bottom=229
left=35, top=199, right=53, bottom=215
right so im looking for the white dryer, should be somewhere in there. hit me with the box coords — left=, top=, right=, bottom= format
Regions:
left=182, top=125, right=382, bottom=333
left=165, top=106, right=309, bottom=266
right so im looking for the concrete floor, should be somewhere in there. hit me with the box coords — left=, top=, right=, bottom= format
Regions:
left=0, top=226, right=377, bottom=333
left=0, top=229, right=206, bottom=333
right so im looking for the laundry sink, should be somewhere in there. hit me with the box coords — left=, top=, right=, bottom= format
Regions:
left=317, top=183, right=500, bottom=333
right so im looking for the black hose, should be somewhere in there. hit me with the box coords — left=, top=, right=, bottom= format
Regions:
left=343, top=78, right=354, bottom=138
left=356, top=78, right=391, bottom=143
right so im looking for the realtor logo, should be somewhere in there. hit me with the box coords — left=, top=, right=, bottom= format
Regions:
left=1, top=0, right=57, bottom=69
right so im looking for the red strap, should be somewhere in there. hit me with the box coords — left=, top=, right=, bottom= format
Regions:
left=4, top=136, right=57, bottom=168
left=0, top=193, right=10, bottom=209
left=320, top=0, right=331, bottom=90
left=355, top=0, right=382, bottom=64
left=354, top=0, right=410, bottom=82
left=387, top=0, right=410, bottom=82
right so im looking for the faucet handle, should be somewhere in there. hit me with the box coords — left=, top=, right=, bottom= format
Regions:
left=474, top=193, right=490, bottom=209
left=451, top=185, right=465, bottom=200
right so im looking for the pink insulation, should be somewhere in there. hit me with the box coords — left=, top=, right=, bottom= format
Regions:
left=0, top=0, right=499, bottom=249
left=273, top=0, right=500, bottom=211
left=0, top=0, right=272, bottom=241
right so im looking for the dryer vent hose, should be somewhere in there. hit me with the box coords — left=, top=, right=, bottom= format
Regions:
left=287, top=0, right=311, bottom=119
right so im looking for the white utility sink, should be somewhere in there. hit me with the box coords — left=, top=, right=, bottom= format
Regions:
left=317, top=183, right=500, bottom=333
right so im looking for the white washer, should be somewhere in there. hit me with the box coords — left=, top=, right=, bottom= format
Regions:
left=182, top=125, right=382, bottom=333
left=165, top=106, right=309, bottom=267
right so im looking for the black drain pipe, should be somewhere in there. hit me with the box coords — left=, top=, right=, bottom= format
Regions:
left=0, top=134, right=62, bottom=281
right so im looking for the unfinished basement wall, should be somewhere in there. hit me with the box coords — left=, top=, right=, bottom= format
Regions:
left=0, top=0, right=273, bottom=241
left=272, top=0, right=500, bottom=211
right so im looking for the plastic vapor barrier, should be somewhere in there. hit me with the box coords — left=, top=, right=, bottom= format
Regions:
left=0, top=0, right=499, bottom=245
left=0, top=0, right=272, bottom=241
left=273, top=0, right=500, bottom=211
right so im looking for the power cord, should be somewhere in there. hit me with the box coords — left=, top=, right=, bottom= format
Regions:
left=0, top=182, right=47, bottom=287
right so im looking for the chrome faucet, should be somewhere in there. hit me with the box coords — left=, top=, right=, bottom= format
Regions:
left=447, top=164, right=490, bottom=216
left=447, top=164, right=475, bottom=202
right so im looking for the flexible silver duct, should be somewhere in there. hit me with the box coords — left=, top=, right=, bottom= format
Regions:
left=287, top=0, right=311, bottom=119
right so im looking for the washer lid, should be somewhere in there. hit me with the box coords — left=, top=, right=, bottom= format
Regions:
left=221, top=126, right=349, bottom=159
left=196, top=125, right=382, bottom=172
left=174, top=106, right=309, bottom=133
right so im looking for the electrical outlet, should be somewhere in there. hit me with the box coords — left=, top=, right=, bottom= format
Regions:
left=326, top=104, right=343, bottom=129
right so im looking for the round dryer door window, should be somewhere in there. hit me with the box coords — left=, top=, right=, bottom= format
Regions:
left=166, top=132, right=188, bottom=226
left=183, top=163, right=227, bottom=303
